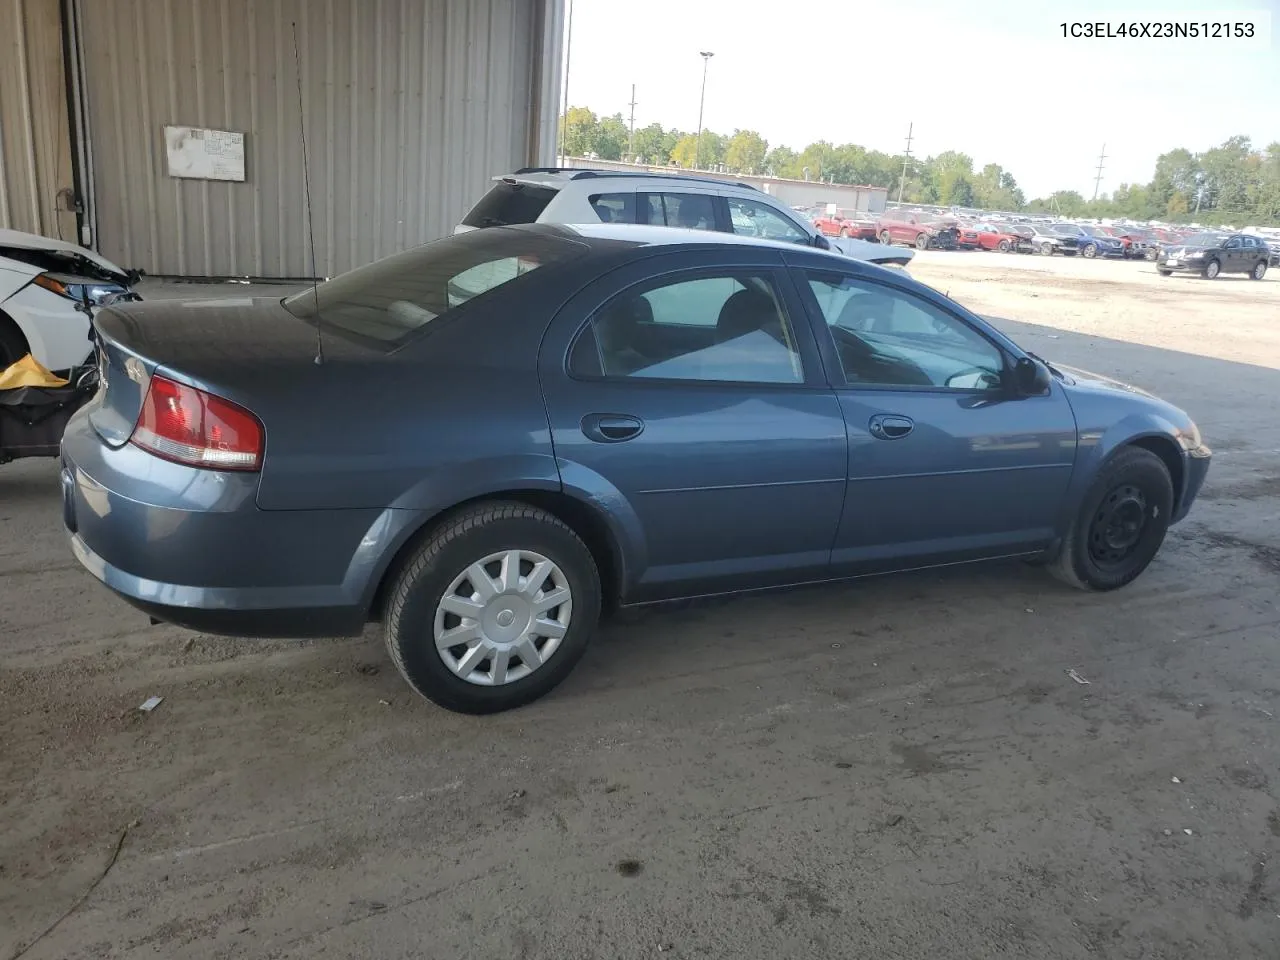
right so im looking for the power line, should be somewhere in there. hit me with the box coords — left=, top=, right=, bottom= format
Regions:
left=1092, top=143, right=1107, bottom=202
left=627, top=83, right=638, bottom=160
left=896, top=122, right=914, bottom=204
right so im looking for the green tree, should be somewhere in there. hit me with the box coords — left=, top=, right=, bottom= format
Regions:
left=725, top=130, right=768, bottom=173
left=631, top=123, right=668, bottom=164
left=561, top=106, right=598, bottom=157
left=670, top=134, right=699, bottom=167
left=765, top=146, right=799, bottom=178
left=594, top=113, right=629, bottom=161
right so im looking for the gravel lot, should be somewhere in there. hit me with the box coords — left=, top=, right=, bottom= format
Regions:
left=2, top=253, right=1279, bottom=959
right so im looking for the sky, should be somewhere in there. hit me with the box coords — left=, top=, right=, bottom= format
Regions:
left=560, top=0, right=1280, bottom=198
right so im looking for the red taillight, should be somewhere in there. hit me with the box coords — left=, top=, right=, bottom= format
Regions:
left=130, top=375, right=264, bottom=471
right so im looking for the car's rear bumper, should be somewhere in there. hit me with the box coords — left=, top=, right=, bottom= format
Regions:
left=60, top=411, right=419, bottom=638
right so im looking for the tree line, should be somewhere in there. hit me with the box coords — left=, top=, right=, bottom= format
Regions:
left=560, top=107, right=1280, bottom=225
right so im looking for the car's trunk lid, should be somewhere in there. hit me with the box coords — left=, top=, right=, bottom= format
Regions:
left=87, top=296, right=370, bottom=448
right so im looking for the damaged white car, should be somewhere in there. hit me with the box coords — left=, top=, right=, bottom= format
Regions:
left=0, top=229, right=141, bottom=373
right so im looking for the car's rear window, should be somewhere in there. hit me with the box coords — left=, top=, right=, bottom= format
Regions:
left=282, top=228, right=583, bottom=347
left=460, top=181, right=558, bottom=228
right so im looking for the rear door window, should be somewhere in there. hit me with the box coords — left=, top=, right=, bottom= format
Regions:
left=589, top=193, right=637, bottom=224
left=642, top=193, right=717, bottom=231
left=460, top=181, right=558, bottom=228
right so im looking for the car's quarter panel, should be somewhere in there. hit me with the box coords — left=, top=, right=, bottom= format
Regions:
left=59, top=412, right=384, bottom=636
left=538, top=248, right=848, bottom=602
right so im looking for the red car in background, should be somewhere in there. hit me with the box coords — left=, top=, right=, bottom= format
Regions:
left=969, top=221, right=1034, bottom=253
left=813, top=209, right=879, bottom=240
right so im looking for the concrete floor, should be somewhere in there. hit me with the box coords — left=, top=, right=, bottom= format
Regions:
left=2, top=254, right=1279, bottom=959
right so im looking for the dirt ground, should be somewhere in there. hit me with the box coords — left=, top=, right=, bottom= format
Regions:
left=2, top=253, right=1279, bottom=959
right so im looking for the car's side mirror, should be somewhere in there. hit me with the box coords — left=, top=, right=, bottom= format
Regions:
left=812, top=234, right=831, bottom=250
left=1013, top=356, right=1051, bottom=396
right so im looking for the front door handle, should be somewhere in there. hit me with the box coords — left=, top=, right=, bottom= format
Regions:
left=869, top=414, right=914, bottom=440
left=581, top=413, right=644, bottom=444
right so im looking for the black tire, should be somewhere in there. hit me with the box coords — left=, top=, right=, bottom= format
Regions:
left=879, top=231, right=893, bottom=247
left=1082, top=242, right=1098, bottom=259
left=997, top=239, right=1011, bottom=253
left=1251, top=260, right=1267, bottom=281
left=384, top=501, right=602, bottom=714
left=1157, top=268, right=1172, bottom=276
left=1048, top=447, right=1173, bottom=592
left=1038, top=242, right=1055, bottom=256
left=915, top=232, right=931, bottom=250
left=1202, top=258, right=1220, bottom=279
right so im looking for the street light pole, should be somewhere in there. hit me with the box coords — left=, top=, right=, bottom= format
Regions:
left=694, top=51, right=714, bottom=169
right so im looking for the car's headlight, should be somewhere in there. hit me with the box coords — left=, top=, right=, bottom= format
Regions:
left=32, top=273, right=129, bottom=305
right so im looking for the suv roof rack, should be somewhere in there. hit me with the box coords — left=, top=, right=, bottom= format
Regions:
left=511, top=167, right=757, bottom=191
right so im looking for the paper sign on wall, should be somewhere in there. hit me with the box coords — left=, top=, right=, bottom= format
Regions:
left=164, top=125, right=246, bottom=182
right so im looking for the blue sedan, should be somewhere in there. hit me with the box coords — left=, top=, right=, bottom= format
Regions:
left=61, top=224, right=1211, bottom=713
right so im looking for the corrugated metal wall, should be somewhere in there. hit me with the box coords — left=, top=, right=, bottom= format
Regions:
left=77, top=0, right=562, bottom=278
left=0, top=0, right=77, bottom=240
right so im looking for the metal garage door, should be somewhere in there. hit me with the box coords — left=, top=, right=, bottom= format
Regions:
left=76, top=0, right=561, bottom=279
left=0, top=0, right=78, bottom=241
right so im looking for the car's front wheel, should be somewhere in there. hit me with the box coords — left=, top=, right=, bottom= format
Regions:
left=384, top=501, right=602, bottom=714
left=915, top=232, right=931, bottom=250
left=1082, top=242, right=1098, bottom=259
left=1038, top=242, right=1055, bottom=256
left=997, top=239, right=1011, bottom=253
left=1049, top=446, right=1173, bottom=591
left=1157, top=268, right=1172, bottom=276
left=1251, top=260, right=1267, bottom=280
left=879, top=231, right=893, bottom=246
left=1203, top=259, right=1220, bottom=279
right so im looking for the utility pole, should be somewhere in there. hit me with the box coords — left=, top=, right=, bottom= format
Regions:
left=558, top=0, right=574, bottom=165
left=1091, top=143, right=1107, bottom=202
left=694, top=51, right=714, bottom=169
left=896, top=122, right=914, bottom=204
left=627, top=84, right=638, bottom=161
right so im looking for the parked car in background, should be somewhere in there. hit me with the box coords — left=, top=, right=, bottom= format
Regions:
left=1024, top=224, right=1080, bottom=257
left=813, top=210, right=880, bottom=241
left=1157, top=232, right=1270, bottom=279
left=1051, top=223, right=1126, bottom=259
left=969, top=222, right=1034, bottom=253
left=62, top=223, right=1211, bottom=714
left=459, top=169, right=915, bottom=267
left=876, top=210, right=959, bottom=250
left=1099, top=225, right=1152, bottom=260
left=0, top=229, right=141, bottom=372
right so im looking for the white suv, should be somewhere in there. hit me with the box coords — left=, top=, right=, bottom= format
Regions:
left=457, top=169, right=912, bottom=267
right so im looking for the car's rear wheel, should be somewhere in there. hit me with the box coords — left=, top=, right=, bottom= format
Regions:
left=1203, top=259, right=1220, bottom=279
left=384, top=501, right=601, bottom=714
left=1049, top=447, right=1173, bottom=591
left=879, top=231, right=893, bottom=246
left=1082, top=242, right=1098, bottom=259
left=915, top=232, right=931, bottom=250
left=1251, top=260, right=1267, bottom=280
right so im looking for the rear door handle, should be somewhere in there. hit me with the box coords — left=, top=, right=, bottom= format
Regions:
left=581, top=413, right=644, bottom=443
left=869, top=414, right=914, bottom=440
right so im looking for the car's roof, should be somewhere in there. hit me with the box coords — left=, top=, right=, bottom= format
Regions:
left=497, top=168, right=761, bottom=193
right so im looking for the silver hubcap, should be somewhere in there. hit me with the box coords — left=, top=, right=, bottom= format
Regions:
left=1207, top=262, right=1218, bottom=277
left=433, top=550, right=572, bottom=686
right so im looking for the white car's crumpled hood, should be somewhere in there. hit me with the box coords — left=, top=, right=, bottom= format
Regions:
left=0, top=228, right=130, bottom=278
